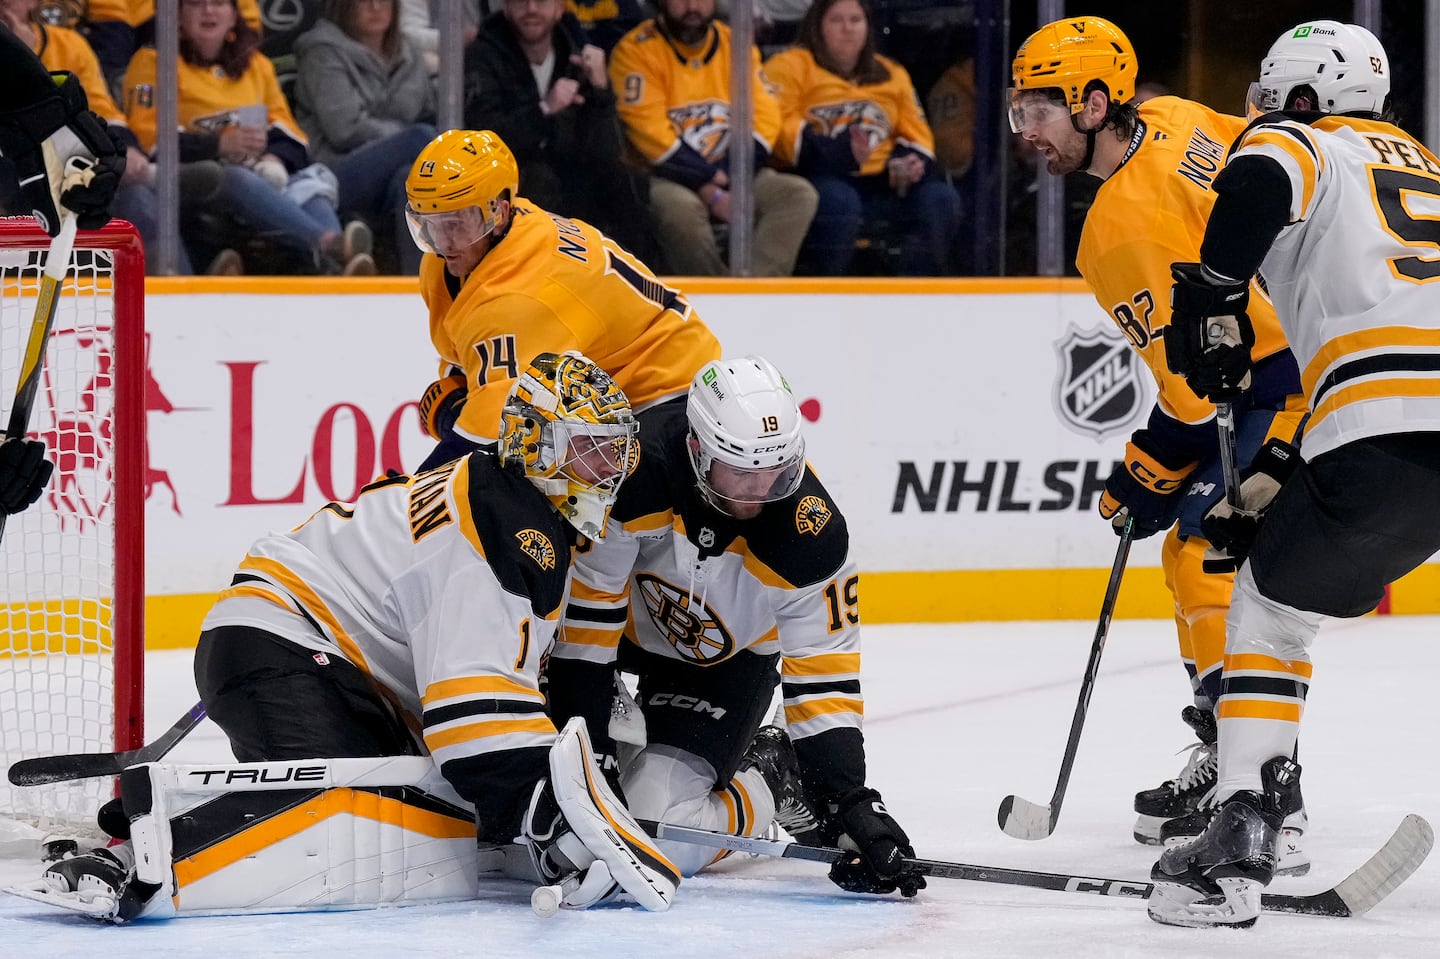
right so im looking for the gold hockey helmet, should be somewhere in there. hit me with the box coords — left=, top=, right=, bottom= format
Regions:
left=1009, top=17, right=1136, bottom=131
left=405, top=129, right=519, bottom=254
left=499, top=352, right=639, bottom=540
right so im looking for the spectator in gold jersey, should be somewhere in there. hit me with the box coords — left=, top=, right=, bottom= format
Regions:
left=764, top=0, right=959, bottom=276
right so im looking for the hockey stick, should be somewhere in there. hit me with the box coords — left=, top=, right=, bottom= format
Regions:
left=7, top=701, right=207, bottom=786
left=0, top=209, right=78, bottom=544
left=643, top=815, right=1434, bottom=918
left=996, top=515, right=1135, bottom=840
left=1215, top=400, right=1242, bottom=506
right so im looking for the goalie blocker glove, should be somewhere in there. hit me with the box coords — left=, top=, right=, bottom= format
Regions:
left=1098, top=430, right=1195, bottom=539
left=0, top=434, right=53, bottom=514
left=0, top=71, right=125, bottom=236
left=824, top=787, right=926, bottom=898
left=1200, top=438, right=1301, bottom=574
left=1163, top=262, right=1255, bottom=402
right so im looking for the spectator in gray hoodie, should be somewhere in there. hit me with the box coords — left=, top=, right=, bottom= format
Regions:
left=294, top=0, right=438, bottom=273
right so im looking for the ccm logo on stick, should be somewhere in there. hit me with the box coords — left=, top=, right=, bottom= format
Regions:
left=1064, top=877, right=1151, bottom=897
left=188, top=765, right=328, bottom=785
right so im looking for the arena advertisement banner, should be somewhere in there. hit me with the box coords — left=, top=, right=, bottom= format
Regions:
left=131, top=282, right=1436, bottom=644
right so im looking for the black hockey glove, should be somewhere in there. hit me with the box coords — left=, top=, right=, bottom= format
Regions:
left=1163, top=261, right=1255, bottom=402
left=1200, top=438, right=1301, bottom=574
left=0, top=72, right=126, bottom=235
left=1097, top=430, right=1194, bottom=539
left=418, top=373, right=466, bottom=440
left=0, top=434, right=54, bottom=515
left=825, top=787, right=926, bottom=898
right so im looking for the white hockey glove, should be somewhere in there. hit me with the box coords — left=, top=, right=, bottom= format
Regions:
left=1200, top=438, right=1301, bottom=574
left=518, top=717, right=679, bottom=913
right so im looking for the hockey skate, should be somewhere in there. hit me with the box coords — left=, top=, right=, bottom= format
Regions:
left=1147, top=756, right=1301, bottom=928
left=739, top=725, right=822, bottom=842
left=6, top=842, right=161, bottom=922
left=1160, top=795, right=1310, bottom=877
left=1134, top=705, right=1216, bottom=844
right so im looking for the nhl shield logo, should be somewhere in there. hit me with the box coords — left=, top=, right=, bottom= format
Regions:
left=1053, top=326, right=1145, bottom=440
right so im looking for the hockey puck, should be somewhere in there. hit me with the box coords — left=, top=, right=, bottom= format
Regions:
left=531, top=883, right=563, bottom=918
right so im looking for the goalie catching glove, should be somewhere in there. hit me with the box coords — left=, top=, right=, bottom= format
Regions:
left=519, top=716, right=680, bottom=912
left=1163, top=262, right=1255, bottom=402
left=1200, top=438, right=1301, bottom=574
left=0, top=71, right=125, bottom=235
left=823, top=787, right=926, bottom=898
left=1098, top=430, right=1195, bottom=539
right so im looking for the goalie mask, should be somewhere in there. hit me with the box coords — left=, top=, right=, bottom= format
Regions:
left=686, top=356, right=805, bottom=519
left=499, top=352, right=639, bottom=540
left=1246, top=21, right=1390, bottom=118
left=405, top=129, right=519, bottom=256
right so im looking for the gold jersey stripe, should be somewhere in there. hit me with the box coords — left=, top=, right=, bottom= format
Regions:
left=423, top=674, right=543, bottom=704
left=424, top=715, right=556, bottom=751
left=782, top=652, right=861, bottom=678
left=1217, top=700, right=1304, bottom=722
left=237, top=554, right=372, bottom=675
left=1223, top=652, right=1313, bottom=678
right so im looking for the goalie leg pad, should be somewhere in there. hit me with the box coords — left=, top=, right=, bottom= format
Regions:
left=548, top=717, right=681, bottom=911
left=10, top=756, right=491, bottom=922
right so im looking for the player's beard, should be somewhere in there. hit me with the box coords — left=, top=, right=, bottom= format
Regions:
left=661, top=9, right=711, bottom=45
left=1035, top=132, right=1089, bottom=176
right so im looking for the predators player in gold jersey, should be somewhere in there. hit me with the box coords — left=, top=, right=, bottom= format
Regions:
left=608, top=0, right=818, bottom=276
left=1009, top=17, right=1309, bottom=863
left=551, top=356, right=925, bottom=899
left=21, top=353, right=684, bottom=920
left=406, top=128, right=721, bottom=471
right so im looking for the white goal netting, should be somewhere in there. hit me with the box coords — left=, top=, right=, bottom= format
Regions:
left=0, top=220, right=145, bottom=850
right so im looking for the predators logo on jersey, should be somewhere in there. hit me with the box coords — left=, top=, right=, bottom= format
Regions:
left=635, top=573, right=735, bottom=664
left=795, top=496, right=832, bottom=536
left=516, top=529, right=557, bottom=570
left=806, top=101, right=892, bottom=148
left=668, top=100, right=731, bottom=162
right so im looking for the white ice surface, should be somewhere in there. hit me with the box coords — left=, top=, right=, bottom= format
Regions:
left=3, top=615, right=1438, bottom=957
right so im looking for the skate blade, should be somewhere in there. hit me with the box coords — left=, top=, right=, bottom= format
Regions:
left=1147, top=876, right=1262, bottom=928
left=4, top=880, right=118, bottom=919
left=1134, top=813, right=1168, bottom=845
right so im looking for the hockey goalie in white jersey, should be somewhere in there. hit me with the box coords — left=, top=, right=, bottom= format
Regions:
left=550, top=356, right=926, bottom=898
left=10, top=352, right=687, bottom=921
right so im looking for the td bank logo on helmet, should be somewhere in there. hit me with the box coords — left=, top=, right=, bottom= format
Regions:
left=1293, top=25, right=1337, bottom=37
left=702, top=367, right=725, bottom=402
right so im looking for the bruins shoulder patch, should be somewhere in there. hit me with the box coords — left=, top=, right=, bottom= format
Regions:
left=516, top=529, right=557, bottom=570
left=795, top=495, right=832, bottom=536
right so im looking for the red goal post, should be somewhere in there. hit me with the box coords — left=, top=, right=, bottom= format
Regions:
left=0, top=217, right=145, bottom=840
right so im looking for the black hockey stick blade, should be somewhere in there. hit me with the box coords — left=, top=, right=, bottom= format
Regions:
left=997, top=517, right=1135, bottom=841
left=644, top=814, right=1432, bottom=918
left=8, top=701, right=207, bottom=786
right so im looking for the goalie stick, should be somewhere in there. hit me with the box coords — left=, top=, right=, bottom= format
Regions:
left=643, top=815, right=1433, bottom=918
left=8, top=701, right=207, bottom=786
left=997, top=515, right=1134, bottom=840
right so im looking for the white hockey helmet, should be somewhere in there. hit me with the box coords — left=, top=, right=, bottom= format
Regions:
left=499, top=351, right=638, bottom=540
left=686, top=356, right=805, bottom=514
left=1247, top=21, right=1389, bottom=117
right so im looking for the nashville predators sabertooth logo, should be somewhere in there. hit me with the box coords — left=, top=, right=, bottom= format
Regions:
left=795, top=495, right=832, bottom=536
left=516, top=529, right=556, bottom=570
